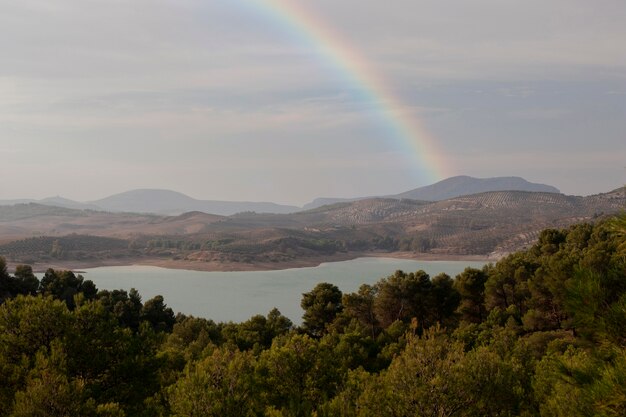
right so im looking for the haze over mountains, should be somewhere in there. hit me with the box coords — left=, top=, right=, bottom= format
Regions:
left=302, top=175, right=560, bottom=210
left=0, top=176, right=561, bottom=216
left=0, top=190, right=300, bottom=216
left=92, top=189, right=300, bottom=216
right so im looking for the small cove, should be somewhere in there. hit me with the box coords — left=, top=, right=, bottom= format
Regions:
left=81, top=257, right=486, bottom=324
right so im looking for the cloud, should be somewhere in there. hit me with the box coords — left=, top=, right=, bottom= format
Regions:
left=309, top=0, right=626, bottom=78
left=0, top=0, right=624, bottom=202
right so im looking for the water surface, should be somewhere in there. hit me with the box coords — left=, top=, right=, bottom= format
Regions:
left=82, top=258, right=486, bottom=323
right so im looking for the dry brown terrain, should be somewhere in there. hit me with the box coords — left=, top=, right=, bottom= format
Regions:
left=1, top=187, right=624, bottom=271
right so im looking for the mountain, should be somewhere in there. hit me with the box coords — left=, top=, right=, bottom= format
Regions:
left=0, top=191, right=299, bottom=216
left=394, top=175, right=560, bottom=201
left=302, top=176, right=560, bottom=210
left=220, top=188, right=623, bottom=257
left=91, top=189, right=300, bottom=216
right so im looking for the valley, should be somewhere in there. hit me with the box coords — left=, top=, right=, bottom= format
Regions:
left=1, top=186, right=624, bottom=272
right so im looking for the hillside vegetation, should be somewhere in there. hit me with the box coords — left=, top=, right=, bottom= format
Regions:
left=0, top=215, right=625, bottom=415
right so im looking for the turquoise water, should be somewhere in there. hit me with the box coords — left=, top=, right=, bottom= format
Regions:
left=81, top=258, right=486, bottom=324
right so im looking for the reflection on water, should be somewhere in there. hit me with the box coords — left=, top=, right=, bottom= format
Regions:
left=81, top=257, right=486, bottom=324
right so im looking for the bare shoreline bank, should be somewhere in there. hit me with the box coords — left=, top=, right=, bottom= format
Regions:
left=9, top=251, right=495, bottom=274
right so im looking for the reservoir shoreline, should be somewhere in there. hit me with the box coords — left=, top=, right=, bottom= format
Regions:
left=13, top=251, right=494, bottom=274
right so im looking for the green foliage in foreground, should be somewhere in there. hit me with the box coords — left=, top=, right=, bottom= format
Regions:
left=1, top=215, right=626, bottom=416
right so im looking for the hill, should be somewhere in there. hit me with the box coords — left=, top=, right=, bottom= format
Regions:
left=91, top=189, right=300, bottom=216
left=226, top=189, right=620, bottom=257
left=0, top=203, right=225, bottom=241
left=394, top=175, right=559, bottom=200
left=302, top=175, right=560, bottom=209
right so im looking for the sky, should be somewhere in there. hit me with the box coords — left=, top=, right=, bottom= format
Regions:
left=1, top=0, right=625, bottom=205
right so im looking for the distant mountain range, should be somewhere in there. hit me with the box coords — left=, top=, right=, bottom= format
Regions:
left=0, top=190, right=300, bottom=216
left=91, top=189, right=300, bottom=216
left=0, top=176, right=560, bottom=216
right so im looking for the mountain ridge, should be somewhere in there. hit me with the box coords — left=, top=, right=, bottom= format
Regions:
left=91, top=189, right=301, bottom=216
left=0, top=175, right=562, bottom=216
left=302, top=176, right=560, bottom=210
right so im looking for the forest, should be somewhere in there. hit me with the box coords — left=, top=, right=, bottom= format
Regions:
left=1, top=215, right=625, bottom=416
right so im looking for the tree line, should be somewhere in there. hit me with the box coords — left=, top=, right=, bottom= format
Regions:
left=1, top=215, right=625, bottom=416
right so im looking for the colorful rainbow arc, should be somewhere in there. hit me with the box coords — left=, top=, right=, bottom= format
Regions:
left=245, top=0, right=449, bottom=183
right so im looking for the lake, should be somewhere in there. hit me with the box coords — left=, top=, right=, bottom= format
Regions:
left=81, top=258, right=486, bottom=324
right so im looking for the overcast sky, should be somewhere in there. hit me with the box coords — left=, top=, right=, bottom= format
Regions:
left=1, top=0, right=625, bottom=205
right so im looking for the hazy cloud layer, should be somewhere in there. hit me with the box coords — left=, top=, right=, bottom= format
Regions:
left=1, top=0, right=624, bottom=204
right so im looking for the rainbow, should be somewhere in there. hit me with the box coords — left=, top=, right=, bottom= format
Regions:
left=243, top=0, right=450, bottom=183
